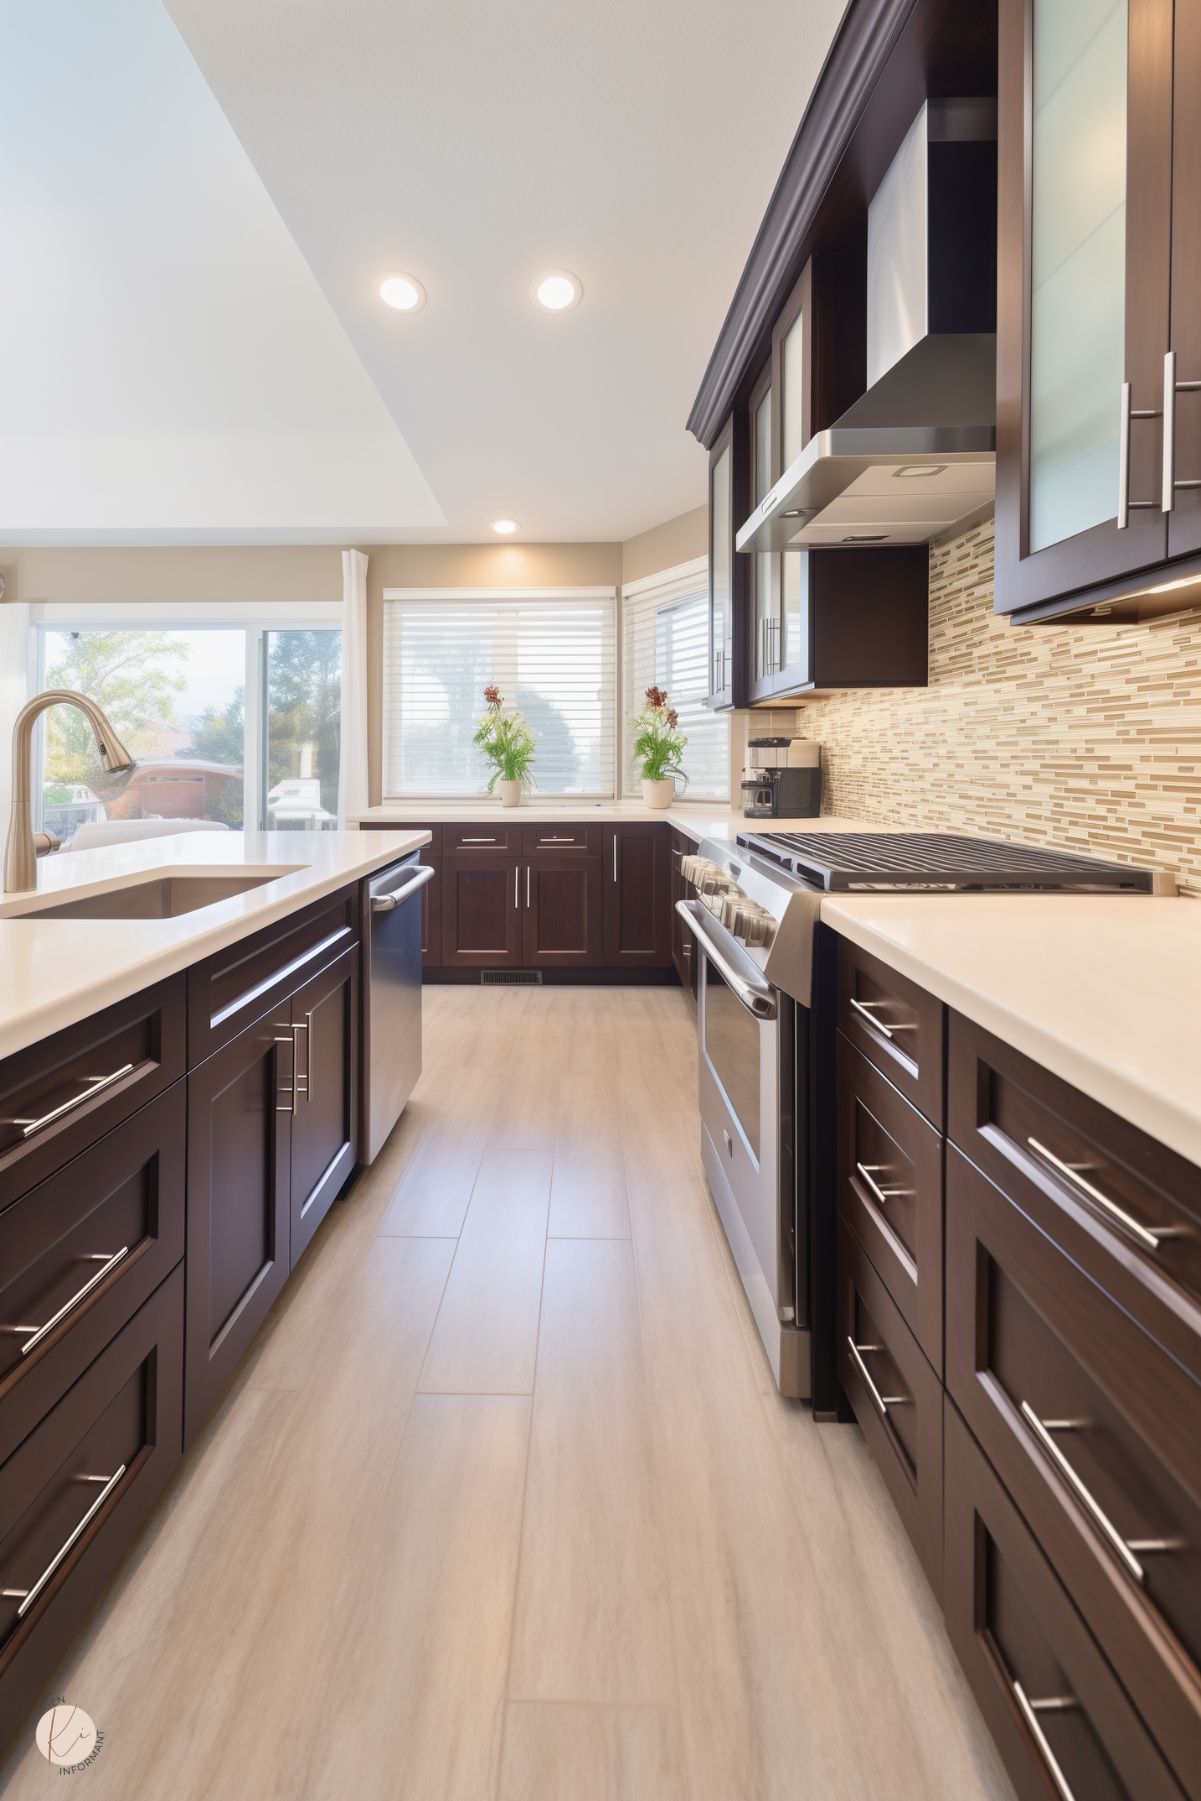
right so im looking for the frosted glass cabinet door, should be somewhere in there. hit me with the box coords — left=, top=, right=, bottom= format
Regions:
left=1027, top=0, right=1128, bottom=552
left=750, top=375, right=780, bottom=691
left=994, top=0, right=1172, bottom=616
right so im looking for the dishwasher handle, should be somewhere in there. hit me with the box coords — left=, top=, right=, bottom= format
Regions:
left=370, top=863, right=435, bottom=912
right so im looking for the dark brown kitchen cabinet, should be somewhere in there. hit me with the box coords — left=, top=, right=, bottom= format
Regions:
left=945, top=1401, right=1187, bottom=1801
left=184, top=1004, right=292, bottom=1443
left=670, top=828, right=698, bottom=999
left=946, top=1143, right=1201, bottom=1794
left=441, top=853, right=523, bottom=967
left=0, top=1082, right=186, bottom=1465
left=288, top=945, right=359, bottom=1269
left=0, top=975, right=185, bottom=1212
left=0, top=1267, right=183, bottom=1756
left=995, top=0, right=1201, bottom=622
left=522, top=855, right=603, bottom=968
left=707, top=411, right=747, bottom=708
left=603, top=825, right=672, bottom=968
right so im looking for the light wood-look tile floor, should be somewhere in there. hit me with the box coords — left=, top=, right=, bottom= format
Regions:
left=1, top=985, right=1015, bottom=1800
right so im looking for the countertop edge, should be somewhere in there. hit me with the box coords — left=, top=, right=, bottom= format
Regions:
left=0, top=830, right=430, bottom=1061
left=820, top=901, right=1201, bottom=1171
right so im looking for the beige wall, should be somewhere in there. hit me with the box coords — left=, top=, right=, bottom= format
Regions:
left=620, top=505, right=707, bottom=587
left=801, top=517, right=1201, bottom=897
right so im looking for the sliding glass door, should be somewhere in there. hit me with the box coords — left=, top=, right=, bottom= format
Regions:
left=36, top=620, right=341, bottom=841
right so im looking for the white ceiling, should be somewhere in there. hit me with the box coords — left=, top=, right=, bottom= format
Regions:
left=4, top=0, right=848, bottom=544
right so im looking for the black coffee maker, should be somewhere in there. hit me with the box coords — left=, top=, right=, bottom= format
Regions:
left=741, top=737, right=822, bottom=818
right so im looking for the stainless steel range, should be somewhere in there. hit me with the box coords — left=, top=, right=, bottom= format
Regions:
left=677, top=830, right=1163, bottom=1407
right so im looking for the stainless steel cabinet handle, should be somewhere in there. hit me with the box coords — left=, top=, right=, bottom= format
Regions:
left=275, top=1035, right=296, bottom=1113
left=525, top=865, right=530, bottom=908
left=461, top=836, right=497, bottom=844
left=3, top=1247, right=129, bottom=1356
left=854, top=1162, right=910, bottom=1210
left=1161, top=349, right=1201, bottom=513
left=1025, top=1136, right=1165, bottom=1252
left=849, top=996, right=895, bottom=1039
left=845, top=1337, right=909, bottom=1416
left=513, top=866, right=518, bottom=909
left=1013, top=1681, right=1078, bottom=1801
left=1019, top=1400, right=1146, bottom=1583
left=1117, top=380, right=1162, bottom=528
left=11, top=1063, right=135, bottom=1139
left=612, top=835, right=618, bottom=883
left=2, top=1465, right=126, bottom=1619
left=293, top=1020, right=310, bottom=1104
left=539, top=836, right=575, bottom=844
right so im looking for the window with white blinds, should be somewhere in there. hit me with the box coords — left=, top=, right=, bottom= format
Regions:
left=622, top=561, right=729, bottom=801
left=382, top=588, right=617, bottom=798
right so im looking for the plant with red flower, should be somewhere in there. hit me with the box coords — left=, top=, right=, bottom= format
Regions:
left=473, top=685, right=536, bottom=793
left=632, top=686, right=687, bottom=786
left=644, top=685, right=668, bottom=710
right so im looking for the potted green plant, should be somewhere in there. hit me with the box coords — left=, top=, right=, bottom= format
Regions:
left=632, top=685, right=687, bottom=810
left=474, top=684, right=535, bottom=807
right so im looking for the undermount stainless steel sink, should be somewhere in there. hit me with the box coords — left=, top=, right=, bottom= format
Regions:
left=3, top=869, right=301, bottom=921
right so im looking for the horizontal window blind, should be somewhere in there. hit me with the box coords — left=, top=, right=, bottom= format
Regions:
left=383, top=590, right=616, bottom=798
left=623, top=563, right=728, bottom=801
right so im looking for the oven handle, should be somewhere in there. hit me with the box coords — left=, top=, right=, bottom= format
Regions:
left=675, top=901, right=777, bottom=1020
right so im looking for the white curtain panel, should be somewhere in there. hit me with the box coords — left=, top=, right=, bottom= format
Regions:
left=0, top=601, right=31, bottom=841
left=337, top=549, right=370, bottom=822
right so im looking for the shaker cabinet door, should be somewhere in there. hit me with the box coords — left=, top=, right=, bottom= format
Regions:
left=995, top=0, right=1174, bottom=616
left=441, top=855, right=523, bottom=966
left=289, top=945, right=359, bottom=1268
left=522, top=857, right=602, bottom=967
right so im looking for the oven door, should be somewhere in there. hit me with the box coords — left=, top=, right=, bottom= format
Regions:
left=680, top=901, right=806, bottom=1397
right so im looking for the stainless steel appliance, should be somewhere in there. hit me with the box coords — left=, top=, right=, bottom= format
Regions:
left=741, top=737, right=822, bottom=819
left=361, top=854, right=435, bottom=1163
left=677, top=829, right=1164, bottom=1407
left=736, top=99, right=998, bottom=554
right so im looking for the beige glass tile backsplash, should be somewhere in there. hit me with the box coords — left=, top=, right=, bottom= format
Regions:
left=800, top=518, right=1201, bottom=896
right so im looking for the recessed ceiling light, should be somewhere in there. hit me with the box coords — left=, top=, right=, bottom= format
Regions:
left=534, top=270, right=582, bottom=312
left=491, top=518, right=519, bottom=535
left=378, top=272, right=426, bottom=312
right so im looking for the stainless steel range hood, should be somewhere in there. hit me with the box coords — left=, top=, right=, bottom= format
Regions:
left=737, top=99, right=997, bottom=554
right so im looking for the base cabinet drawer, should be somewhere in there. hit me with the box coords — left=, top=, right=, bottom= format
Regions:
left=0, top=1083, right=186, bottom=1464
left=837, top=938, right=945, bottom=1128
left=946, top=1144, right=1201, bottom=1795
left=944, top=1402, right=1186, bottom=1801
left=836, top=1032, right=944, bottom=1373
left=837, top=1213, right=943, bottom=1591
left=0, top=1267, right=183, bottom=1751
left=948, top=1010, right=1201, bottom=1384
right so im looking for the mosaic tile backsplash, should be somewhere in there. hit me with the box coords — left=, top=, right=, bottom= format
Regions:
left=800, top=517, right=1201, bottom=897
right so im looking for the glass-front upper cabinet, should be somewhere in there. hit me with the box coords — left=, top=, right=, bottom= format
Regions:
left=748, top=365, right=781, bottom=700
left=995, top=0, right=1174, bottom=617
left=706, top=412, right=745, bottom=708
left=772, top=260, right=814, bottom=477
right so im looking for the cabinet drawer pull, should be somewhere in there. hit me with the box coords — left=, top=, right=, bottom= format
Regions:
left=11, top=1063, right=135, bottom=1139
left=293, top=1019, right=310, bottom=1105
left=849, top=996, right=894, bottom=1039
left=845, top=1337, right=910, bottom=1416
left=3, top=1464, right=126, bottom=1619
left=539, top=836, right=576, bottom=844
left=1019, top=1400, right=1147, bottom=1584
left=275, top=1035, right=302, bottom=1113
left=526, top=865, right=531, bottom=909
left=854, top=1161, right=911, bottom=1210
left=461, top=836, right=497, bottom=844
left=1012, top=1680, right=1078, bottom=1801
left=1025, top=1136, right=1167, bottom=1252
left=3, top=1247, right=130, bottom=1356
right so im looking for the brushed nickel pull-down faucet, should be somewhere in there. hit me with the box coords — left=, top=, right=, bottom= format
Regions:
left=4, top=690, right=135, bottom=894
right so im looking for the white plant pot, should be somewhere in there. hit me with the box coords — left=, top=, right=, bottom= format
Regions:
left=641, top=777, right=675, bottom=810
left=497, top=780, right=523, bottom=808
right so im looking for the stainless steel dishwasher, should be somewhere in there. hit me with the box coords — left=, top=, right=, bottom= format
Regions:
left=361, top=853, right=435, bottom=1162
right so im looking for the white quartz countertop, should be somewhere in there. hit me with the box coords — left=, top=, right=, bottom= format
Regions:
left=350, top=801, right=873, bottom=843
left=822, top=893, right=1201, bottom=1169
left=0, top=829, right=428, bottom=1060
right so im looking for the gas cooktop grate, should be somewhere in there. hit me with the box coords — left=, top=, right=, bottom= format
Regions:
left=739, top=831, right=1155, bottom=893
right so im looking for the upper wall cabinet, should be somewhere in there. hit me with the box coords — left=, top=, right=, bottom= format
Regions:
left=996, top=0, right=1201, bottom=621
left=707, top=411, right=748, bottom=708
